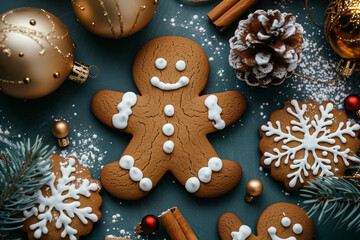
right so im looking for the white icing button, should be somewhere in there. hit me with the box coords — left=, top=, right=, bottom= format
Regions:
left=162, top=123, right=174, bottom=136
left=112, top=92, right=137, bottom=129
left=281, top=217, right=291, bottom=228
left=164, top=104, right=175, bottom=117
left=292, top=224, right=303, bottom=234
left=185, top=177, right=200, bottom=193
left=176, top=60, right=186, bottom=71
left=119, top=155, right=135, bottom=170
left=208, top=157, right=223, bottom=172
left=139, top=178, right=153, bottom=191
left=198, top=167, right=212, bottom=183
left=129, top=167, right=143, bottom=182
left=155, top=58, right=167, bottom=70
left=163, top=140, right=174, bottom=153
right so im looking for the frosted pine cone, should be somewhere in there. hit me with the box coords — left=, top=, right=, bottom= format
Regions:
left=229, top=9, right=305, bottom=88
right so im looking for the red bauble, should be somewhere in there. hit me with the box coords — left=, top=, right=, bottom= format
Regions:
left=344, top=95, right=360, bottom=112
left=140, top=215, right=159, bottom=233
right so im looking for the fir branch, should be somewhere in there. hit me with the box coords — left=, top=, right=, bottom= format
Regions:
left=300, top=176, right=360, bottom=231
left=0, top=136, right=54, bottom=235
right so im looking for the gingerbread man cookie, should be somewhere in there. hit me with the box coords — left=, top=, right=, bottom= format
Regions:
left=92, top=36, right=247, bottom=200
left=218, top=202, right=314, bottom=240
left=22, top=154, right=102, bottom=240
left=259, top=99, right=360, bottom=190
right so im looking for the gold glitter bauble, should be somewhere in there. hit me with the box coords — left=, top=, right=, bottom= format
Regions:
left=325, top=0, right=360, bottom=60
left=71, top=0, right=158, bottom=39
left=0, top=8, right=89, bottom=99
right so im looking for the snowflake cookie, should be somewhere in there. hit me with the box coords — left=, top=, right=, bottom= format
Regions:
left=22, top=154, right=102, bottom=240
left=259, top=99, right=360, bottom=190
left=218, top=202, right=314, bottom=240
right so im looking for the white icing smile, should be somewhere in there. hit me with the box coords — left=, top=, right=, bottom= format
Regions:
left=152, top=58, right=189, bottom=91
left=151, top=76, right=189, bottom=90
left=268, top=227, right=296, bottom=240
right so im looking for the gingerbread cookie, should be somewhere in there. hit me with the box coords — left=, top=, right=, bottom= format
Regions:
left=22, top=154, right=102, bottom=240
left=259, top=99, right=360, bottom=190
left=218, top=202, right=314, bottom=240
left=92, top=36, right=247, bottom=200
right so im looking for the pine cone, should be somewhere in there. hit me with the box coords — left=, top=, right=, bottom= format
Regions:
left=229, top=9, right=305, bottom=88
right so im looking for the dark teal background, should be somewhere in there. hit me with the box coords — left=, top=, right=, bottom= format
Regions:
left=0, top=0, right=359, bottom=239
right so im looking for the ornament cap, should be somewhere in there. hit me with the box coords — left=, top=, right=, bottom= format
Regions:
left=52, top=121, right=70, bottom=147
left=135, top=215, right=159, bottom=234
left=336, top=59, right=356, bottom=76
left=135, top=222, right=143, bottom=234
left=68, top=60, right=89, bottom=84
left=356, top=110, right=360, bottom=119
left=58, top=137, right=70, bottom=147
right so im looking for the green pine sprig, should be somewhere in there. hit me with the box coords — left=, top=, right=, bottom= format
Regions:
left=0, top=136, right=54, bottom=236
left=300, top=175, right=360, bottom=231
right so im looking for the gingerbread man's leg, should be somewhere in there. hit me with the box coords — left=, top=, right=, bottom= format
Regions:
left=101, top=132, right=169, bottom=200
left=169, top=134, right=242, bottom=198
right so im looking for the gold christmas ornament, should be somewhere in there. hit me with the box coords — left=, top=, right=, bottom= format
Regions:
left=245, top=179, right=263, bottom=203
left=71, top=0, right=158, bottom=39
left=52, top=120, right=70, bottom=147
left=324, top=0, right=360, bottom=76
left=0, top=7, right=90, bottom=99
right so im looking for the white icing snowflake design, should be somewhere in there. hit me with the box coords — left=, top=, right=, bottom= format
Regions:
left=261, top=100, right=360, bottom=188
left=23, top=157, right=99, bottom=240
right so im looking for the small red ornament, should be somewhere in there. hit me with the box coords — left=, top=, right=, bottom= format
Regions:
left=344, top=94, right=360, bottom=112
left=135, top=215, right=159, bottom=234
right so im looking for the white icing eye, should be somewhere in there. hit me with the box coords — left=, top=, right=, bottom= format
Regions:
left=119, top=155, right=135, bottom=169
left=208, top=157, right=222, bottom=172
left=155, top=58, right=167, bottom=70
left=281, top=217, right=291, bottom=228
left=176, top=60, right=186, bottom=71
left=322, top=151, right=328, bottom=156
left=292, top=223, right=303, bottom=234
left=179, top=76, right=189, bottom=85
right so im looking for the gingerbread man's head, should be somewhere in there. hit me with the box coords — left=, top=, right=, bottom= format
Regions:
left=218, top=202, right=314, bottom=240
left=132, top=36, right=209, bottom=96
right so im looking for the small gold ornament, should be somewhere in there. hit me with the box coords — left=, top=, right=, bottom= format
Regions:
left=324, top=0, right=360, bottom=76
left=71, top=0, right=158, bottom=39
left=245, top=179, right=263, bottom=203
left=52, top=120, right=70, bottom=147
left=0, top=7, right=90, bottom=99
left=29, top=19, right=36, bottom=25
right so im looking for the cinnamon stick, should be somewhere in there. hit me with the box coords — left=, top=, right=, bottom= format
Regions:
left=208, top=0, right=259, bottom=32
left=159, top=207, right=198, bottom=240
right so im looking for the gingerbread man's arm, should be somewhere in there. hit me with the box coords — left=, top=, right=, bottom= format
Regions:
left=196, top=91, right=247, bottom=134
left=218, top=213, right=257, bottom=240
left=91, top=90, right=142, bottom=134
